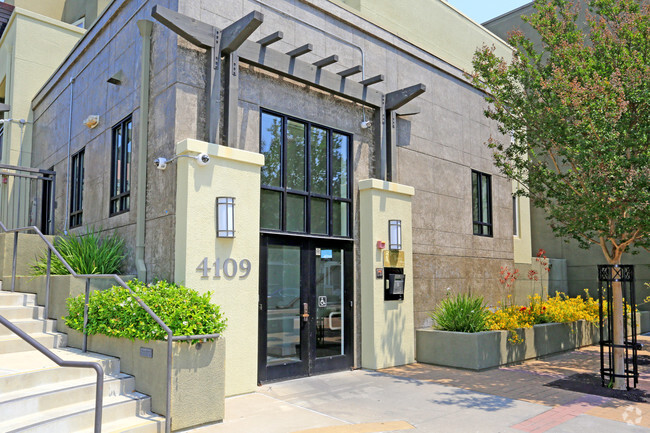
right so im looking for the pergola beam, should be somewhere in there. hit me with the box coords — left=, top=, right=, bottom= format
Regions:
left=257, top=31, right=283, bottom=46
left=287, top=43, right=313, bottom=57
left=385, top=83, right=426, bottom=111
left=359, top=74, right=384, bottom=86
left=337, top=65, right=362, bottom=77
left=220, top=11, right=264, bottom=54
left=313, top=54, right=339, bottom=68
left=151, top=5, right=215, bottom=49
left=237, top=40, right=383, bottom=107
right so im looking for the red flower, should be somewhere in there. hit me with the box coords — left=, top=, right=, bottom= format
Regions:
left=520, top=307, right=527, bottom=311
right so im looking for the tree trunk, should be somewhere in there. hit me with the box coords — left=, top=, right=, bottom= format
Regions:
left=610, top=256, right=625, bottom=390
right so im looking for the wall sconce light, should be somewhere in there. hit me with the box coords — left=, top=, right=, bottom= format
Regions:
left=216, top=197, right=235, bottom=238
left=388, top=220, right=402, bottom=250
left=83, top=115, right=100, bottom=129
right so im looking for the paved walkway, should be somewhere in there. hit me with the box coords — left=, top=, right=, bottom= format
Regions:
left=194, top=336, right=650, bottom=433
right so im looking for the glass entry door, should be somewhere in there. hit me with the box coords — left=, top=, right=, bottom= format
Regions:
left=259, top=235, right=352, bottom=382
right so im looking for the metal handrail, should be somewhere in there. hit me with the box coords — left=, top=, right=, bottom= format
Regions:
left=1, top=222, right=221, bottom=433
left=0, top=315, right=104, bottom=433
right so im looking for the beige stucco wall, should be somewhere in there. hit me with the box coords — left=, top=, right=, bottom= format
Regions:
left=359, top=178, right=415, bottom=369
left=0, top=7, right=83, bottom=227
left=174, top=138, right=264, bottom=397
left=330, top=0, right=513, bottom=72
left=513, top=183, right=532, bottom=265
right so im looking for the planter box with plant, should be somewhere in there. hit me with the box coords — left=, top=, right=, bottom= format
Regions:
left=62, top=280, right=227, bottom=431
left=418, top=292, right=650, bottom=370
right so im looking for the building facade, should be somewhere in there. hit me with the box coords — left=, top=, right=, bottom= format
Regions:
left=23, top=0, right=528, bottom=396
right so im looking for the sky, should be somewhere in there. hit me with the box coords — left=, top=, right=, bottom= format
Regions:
left=446, top=0, right=533, bottom=24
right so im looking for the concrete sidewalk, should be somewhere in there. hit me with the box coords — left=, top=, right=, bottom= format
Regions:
left=193, top=335, right=650, bottom=433
left=192, top=368, right=649, bottom=433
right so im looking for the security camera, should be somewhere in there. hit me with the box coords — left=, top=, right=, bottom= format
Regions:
left=196, top=153, right=210, bottom=166
left=360, top=120, right=372, bottom=129
left=153, top=157, right=168, bottom=170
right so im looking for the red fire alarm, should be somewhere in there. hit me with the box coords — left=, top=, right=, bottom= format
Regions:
left=376, top=240, right=386, bottom=249
left=1, top=175, right=7, bottom=184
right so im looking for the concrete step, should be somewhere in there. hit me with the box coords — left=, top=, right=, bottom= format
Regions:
left=0, top=304, right=44, bottom=320
left=92, top=414, right=166, bottom=433
left=0, top=348, right=121, bottom=392
left=0, top=391, right=155, bottom=433
left=0, top=373, right=136, bottom=420
left=0, top=332, right=66, bottom=354
left=0, top=318, right=55, bottom=336
left=0, top=291, right=36, bottom=307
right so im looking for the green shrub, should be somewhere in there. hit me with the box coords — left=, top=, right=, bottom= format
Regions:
left=430, top=293, right=490, bottom=333
left=31, top=228, right=125, bottom=275
left=64, top=280, right=227, bottom=342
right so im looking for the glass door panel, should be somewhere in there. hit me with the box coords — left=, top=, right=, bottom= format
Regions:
left=266, top=244, right=302, bottom=365
left=316, top=248, right=344, bottom=358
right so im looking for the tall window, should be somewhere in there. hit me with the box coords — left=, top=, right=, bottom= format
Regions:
left=260, top=110, right=351, bottom=237
left=110, top=116, right=132, bottom=216
left=472, top=170, right=492, bottom=237
left=70, top=148, right=84, bottom=228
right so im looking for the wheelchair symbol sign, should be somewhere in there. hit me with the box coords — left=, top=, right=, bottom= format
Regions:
left=318, top=296, right=327, bottom=308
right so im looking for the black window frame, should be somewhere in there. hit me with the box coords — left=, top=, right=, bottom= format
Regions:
left=259, top=109, right=353, bottom=239
left=472, top=170, right=493, bottom=237
left=69, top=148, right=85, bottom=228
left=110, top=115, right=133, bottom=216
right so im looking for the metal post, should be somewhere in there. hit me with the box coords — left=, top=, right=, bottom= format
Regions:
left=166, top=336, right=173, bottom=433
left=11, top=231, right=17, bottom=292
left=83, top=278, right=90, bottom=352
left=44, top=249, right=52, bottom=319
left=93, top=363, right=104, bottom=433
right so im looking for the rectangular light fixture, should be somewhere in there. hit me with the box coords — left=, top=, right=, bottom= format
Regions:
left=388, top=220, right=402, bottom=250
left=216, top=197, right=235, bottom=238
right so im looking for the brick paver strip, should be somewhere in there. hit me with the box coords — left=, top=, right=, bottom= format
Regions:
left=511, top=394, right=611, bottom=432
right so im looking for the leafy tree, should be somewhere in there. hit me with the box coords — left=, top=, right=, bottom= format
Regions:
left=470, top=0, right=650, bottom=389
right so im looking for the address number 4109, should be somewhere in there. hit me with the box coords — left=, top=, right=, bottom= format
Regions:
left=196, top=257, right=252, bottom=278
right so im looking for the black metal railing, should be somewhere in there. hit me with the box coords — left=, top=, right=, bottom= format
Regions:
left=0, top=314, right=104, bottom=432
left=598, top=264, right=639, bottom=389
left=1, top=221, right=220, bottom=433
left=0, top=164, right=55, bottom=234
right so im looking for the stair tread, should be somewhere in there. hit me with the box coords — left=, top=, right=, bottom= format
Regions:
left=0, top=346, right=117, bottom=377
left=91, top=414, right=166, bottom=433
left=0, top=370, right=131, bottom=404
left=0, top=390, right=151, bottom=431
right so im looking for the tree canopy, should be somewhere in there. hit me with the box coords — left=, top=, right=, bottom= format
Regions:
left=470, top=0, right=650, bottom=264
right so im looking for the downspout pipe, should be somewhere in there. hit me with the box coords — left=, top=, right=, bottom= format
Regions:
left=136, top=20, right=153, bottom=282
left=64, top=77, right=75, bottom=234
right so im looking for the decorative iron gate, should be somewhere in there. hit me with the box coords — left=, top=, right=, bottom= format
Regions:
left=598, top=264, right=639, bottom=389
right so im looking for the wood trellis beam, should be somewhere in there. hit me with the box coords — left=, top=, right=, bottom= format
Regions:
left=220, top=11, right=264, bottom=54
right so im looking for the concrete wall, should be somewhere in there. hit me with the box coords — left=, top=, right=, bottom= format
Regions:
left=0, top=7, right=83, bottom=228
left=30, top=0, right=180, bottom=280
left=6, top=0, right=111, bottom=28
left=359, top=179, right=415, bottom=369
left=173, top=138, right=263, bottom=397
left=331, top=0, right=513, bottom=73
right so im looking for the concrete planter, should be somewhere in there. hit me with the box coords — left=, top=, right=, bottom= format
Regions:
left=417, top=312, right=650, bottom=370
left=63, top=326, right=225, bottom=431
left=7, top=275, right=132, bottom=322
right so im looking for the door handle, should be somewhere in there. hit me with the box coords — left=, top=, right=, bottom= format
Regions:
left=301, top=302, right=309, bottom=322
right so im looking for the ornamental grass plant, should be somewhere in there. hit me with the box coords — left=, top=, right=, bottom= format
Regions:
left=31, top=228, right=125, bottom=275
left=432, top=291, right=602, bottom=344
left=65, top=279, right=227, bottom=342
left=430, top=293, right=490, bottom=333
